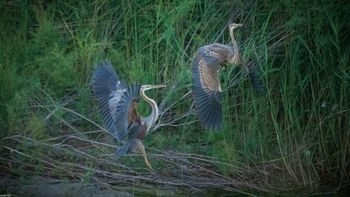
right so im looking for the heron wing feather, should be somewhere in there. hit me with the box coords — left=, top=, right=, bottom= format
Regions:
left=92, top=62, right=140, bottom=141
left=192, top=46, right=225, bottom=130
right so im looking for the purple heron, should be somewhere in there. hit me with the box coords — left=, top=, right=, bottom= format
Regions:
left=192, top=23, right=264, bottom=130
left=92, top=62, right=165, bottom=170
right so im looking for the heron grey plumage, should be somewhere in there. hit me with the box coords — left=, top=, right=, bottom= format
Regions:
left=191, top=23, right=264, bottom=130
left=91, top=62, right=165, bottom=170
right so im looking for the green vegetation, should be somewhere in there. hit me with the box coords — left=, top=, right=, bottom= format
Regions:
left=1, top=0, right=349, bottom=195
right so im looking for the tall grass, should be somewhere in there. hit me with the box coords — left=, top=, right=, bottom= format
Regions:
left=1, top=0, right=349, bottom=194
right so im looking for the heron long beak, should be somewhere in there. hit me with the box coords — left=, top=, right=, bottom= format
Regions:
left=150, top=84, right=167, bottom=89
left=142, top=84, right=167, bottom=90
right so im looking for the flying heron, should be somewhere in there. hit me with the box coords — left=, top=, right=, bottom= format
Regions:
left=91, top=62, right=166, bottom=170
left=192, top=23, right=264, bottom=130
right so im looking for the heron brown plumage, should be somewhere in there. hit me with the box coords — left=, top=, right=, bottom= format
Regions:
left=191, top=23, right=264, bottom=130
left=91, top=62, right=166, bottom=170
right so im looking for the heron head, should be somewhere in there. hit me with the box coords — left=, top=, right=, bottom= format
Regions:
left=229, top=23, right=243, bottom=38
left=229, top=23, right=243, bottom=31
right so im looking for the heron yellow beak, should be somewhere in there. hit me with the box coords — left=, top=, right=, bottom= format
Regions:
left=142, top=84, right=167, bottom=90
left=150, top=84, right=167, bottom=89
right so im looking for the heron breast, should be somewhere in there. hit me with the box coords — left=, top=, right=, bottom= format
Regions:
left=137, top=123, right=147, bottom=140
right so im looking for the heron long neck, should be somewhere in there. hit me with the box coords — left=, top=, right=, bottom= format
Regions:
left=140, top=89, right=159, bottom=131
left=229, top=30, right=241, bottom=64
left=230, top=28, right=249, bottom=73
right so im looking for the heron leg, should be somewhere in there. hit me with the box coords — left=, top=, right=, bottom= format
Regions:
left=241, top=60, right=250, bottom=75
left=131, top=139, right=154, bottom=171
left=140, top=145, right=154, bottom=171
left=115, top=143, right=131, bottom=157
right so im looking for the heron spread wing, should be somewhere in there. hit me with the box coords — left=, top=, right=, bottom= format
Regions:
left=192, top=44, right=236, bottom=130
left=92, top=62, right=141, bottom=141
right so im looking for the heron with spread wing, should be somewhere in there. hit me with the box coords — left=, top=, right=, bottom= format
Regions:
left=192, top=23, right=264, bottom=130
left=92, top=62, right=165, bottom=170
